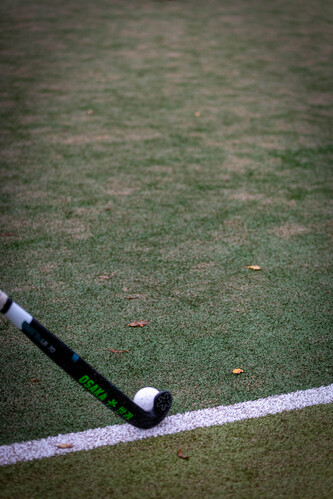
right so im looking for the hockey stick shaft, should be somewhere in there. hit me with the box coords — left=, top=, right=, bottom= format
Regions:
left=0, top=290, right=172, bottom=429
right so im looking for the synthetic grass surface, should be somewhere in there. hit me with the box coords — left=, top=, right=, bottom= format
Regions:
left=1, top=404, right=332, bottom=498
left=0, top=0, right=332, bottom=447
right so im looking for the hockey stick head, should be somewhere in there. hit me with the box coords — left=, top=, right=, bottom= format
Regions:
left=153, top=390, right=172, bottom=417
left=131, top=389, right=172, bottom=429
left=139, top=390, right=172, bottom=429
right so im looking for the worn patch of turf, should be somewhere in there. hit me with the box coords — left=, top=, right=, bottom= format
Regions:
left=0, top=0, right=332, bottom=445
left=1, top=404, right=332, bottom=498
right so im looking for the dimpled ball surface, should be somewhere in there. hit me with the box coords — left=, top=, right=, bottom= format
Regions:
left=133, top=387, right=159, bottom=411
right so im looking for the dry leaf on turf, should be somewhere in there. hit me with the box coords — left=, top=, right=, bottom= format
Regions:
left=247, top=265, right=261, bottom=271
left=177, top=449, right=189, bottom=460
left=109, top=348, right=129, bottom=354
left=128, top=320, right=148, bottom=327
left=233, top=368, right=244, bottom=374
left=56, top=443, right=73, bottom=449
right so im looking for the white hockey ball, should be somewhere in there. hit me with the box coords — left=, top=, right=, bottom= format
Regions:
left=133, top=387, right=159, bottom=411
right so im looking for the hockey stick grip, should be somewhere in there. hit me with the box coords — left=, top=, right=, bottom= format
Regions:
left=0, top=290, right=10, bottom=313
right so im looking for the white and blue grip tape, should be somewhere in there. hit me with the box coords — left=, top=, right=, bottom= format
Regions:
left=0, top=289, right=33, bottom=330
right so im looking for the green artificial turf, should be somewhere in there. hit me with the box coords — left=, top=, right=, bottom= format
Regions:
left=0, top=0, right=332, bottom=446
left=1, top=404, right=332, bottom=498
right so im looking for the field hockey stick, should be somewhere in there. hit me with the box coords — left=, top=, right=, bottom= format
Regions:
left=0, top=290, right=172, bottom=429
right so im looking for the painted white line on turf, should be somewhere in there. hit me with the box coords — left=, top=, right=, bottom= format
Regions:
left=1, top=384, right=332, bottom=466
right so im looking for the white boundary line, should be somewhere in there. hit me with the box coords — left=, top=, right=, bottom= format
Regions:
left=1, top=384, right=332, bottom=466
